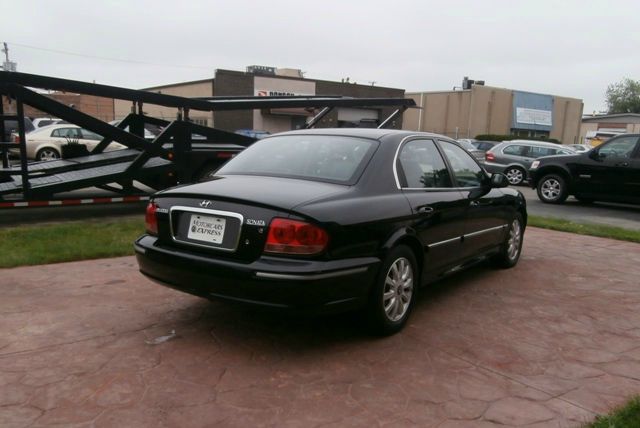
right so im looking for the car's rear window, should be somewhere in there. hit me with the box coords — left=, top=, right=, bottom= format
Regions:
left=217, top=135, right=378, bottom=184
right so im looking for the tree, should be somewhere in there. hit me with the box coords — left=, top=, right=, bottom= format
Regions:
left=605, top=78, right=640, bottom=114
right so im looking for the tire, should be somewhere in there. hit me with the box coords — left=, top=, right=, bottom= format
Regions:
left=366, top=245, right=418, bottom=336
left=36, top=148, right=60, bottom=162
left=504, top=166, right=526, bottom=186
left=492, top=213, right=524, bottom=269
left=537, top=174, right=568, bottom=204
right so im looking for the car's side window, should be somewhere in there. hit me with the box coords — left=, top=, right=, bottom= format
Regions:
left=502, top=145, right=527, bottom=156
left=397, top=139, right=452, bottom=189
left=529, top=146, right=554, bottom=157
left=439, top=141, right=486, bottom=188
left=81, top=129, right=102, bottom=141
left=51, top=129, right=62, bottom=137
left=598, top=136, right=639, bottom=159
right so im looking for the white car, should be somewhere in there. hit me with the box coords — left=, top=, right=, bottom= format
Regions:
left=17, top=124, right=126, bottom=161
left=32, top=117, right=64, bottom=128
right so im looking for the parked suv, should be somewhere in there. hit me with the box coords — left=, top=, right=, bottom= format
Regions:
left=483, top=140, right=575, bottom=185
left=529, top=134, right=640, bottom=205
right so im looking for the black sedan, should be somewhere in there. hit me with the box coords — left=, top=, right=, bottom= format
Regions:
left=135, top=129, right=527, bottom=334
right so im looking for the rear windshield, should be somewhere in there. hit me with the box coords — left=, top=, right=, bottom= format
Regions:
left=217, top=135, right=378, bottom=184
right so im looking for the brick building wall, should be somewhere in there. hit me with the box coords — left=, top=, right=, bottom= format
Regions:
left=2, top=92, right=114, bottom=122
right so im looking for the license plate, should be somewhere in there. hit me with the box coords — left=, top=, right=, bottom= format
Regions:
left=187, top=214, right=226, bottom=244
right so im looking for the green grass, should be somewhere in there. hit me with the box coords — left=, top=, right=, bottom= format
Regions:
left=528, top=215, right=640, bottom=244
left=585, top=396, right=640, bottom=427
left=1, top=213, right=638, bottom=269
left=0, top=218, right=144, bottom=268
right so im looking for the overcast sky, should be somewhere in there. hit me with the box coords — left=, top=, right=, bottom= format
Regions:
left=3, top=0, right=638, bottom=113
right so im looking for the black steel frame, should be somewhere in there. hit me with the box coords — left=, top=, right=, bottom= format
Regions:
left=0, top=71, right=416, bottom=201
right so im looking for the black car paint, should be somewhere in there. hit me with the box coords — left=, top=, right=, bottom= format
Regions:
left=135, top=129, right=526, bottom=312
left=529, top=134, right=640, bottom=204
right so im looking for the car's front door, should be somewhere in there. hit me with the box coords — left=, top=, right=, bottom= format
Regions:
left=625, top=141, right=640, bottom=203
left=579, top=135, right=639, bottom=199
left=396, top=138, right=467, bottom=275
left=437, top=140, right=508, bottom=259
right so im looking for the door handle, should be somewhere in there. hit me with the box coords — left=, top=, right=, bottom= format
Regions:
left=416, top=205, right=434, bottom=215
left=470, top=200, right=481, bottom=206
left=615, top=162, right=629, bottom=167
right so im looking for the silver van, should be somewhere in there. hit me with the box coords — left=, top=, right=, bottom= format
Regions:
left=483, top=140, right=576, bottom=185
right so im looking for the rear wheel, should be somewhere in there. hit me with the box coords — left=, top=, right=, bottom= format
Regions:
left=36, top=148, right=60, bottom=162
left=505, top=166, right=526, bottom=185
left=537, top=174, right=568, bottom=204
left=366, top=245, right=417, bottom=336
left=492, top=213, right=524, bottom=268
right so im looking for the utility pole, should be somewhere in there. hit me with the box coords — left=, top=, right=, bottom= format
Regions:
left=1, top=42, right=17, bottom=71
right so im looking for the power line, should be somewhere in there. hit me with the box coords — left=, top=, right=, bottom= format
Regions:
left=7, top=41, right=213, bottom=70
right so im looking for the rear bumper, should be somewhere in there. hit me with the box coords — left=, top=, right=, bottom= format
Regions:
left=134, top=235, right=380, bottom=313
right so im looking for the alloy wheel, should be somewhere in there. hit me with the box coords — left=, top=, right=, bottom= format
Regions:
left=505, top=168, right=524, bottom=185
left=38, top=149, right=59, bottom=161
left=383, top=257, right=414, bottom=322
left=540, top=178, right=561, bottom=201
left=507, top=219, right=522, bottom=261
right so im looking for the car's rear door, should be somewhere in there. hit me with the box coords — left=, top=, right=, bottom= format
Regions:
left=437, top=140, right=508, bottom=259
left=396, top=138, right=467, bottom=273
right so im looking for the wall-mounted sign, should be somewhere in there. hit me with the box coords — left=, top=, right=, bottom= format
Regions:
left=246, top=65, right=276, bottom=75
left=512, top=91, right=553, bottom=130
left=256, top=90, right=296, bottom=97
left=515, top=107, right=552, bottom=126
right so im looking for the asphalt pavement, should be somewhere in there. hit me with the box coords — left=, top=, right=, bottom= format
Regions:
left=515, top=185, right=640, bottom=231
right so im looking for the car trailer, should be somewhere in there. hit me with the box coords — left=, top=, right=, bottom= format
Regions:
left=0, top=71, right=416, bottom=204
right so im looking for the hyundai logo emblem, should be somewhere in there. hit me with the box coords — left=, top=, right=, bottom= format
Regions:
left=199, top=200, right=212, bottom=208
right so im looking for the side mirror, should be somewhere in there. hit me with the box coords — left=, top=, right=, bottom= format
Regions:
left=589, top=150, right=604, bottom=160
left=490, top=173, right=509, bottom=188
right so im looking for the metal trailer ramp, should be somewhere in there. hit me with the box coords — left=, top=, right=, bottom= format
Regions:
left=0, top=71, right=416, bottom=202
left=0, top=154, right=173, bottom=198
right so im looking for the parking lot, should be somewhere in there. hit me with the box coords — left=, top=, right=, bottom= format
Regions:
left=2, top=227, right=640, bottom=427
left=519, top=186, right=640, bottom=231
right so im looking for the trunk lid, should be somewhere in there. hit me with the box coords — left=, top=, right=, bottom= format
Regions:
left=153, top=175, right=348, bottom=262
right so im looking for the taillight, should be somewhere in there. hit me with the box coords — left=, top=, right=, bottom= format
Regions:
left=145, top=202, right=158, bottom=235
left=12, top=134, right=20, bottom=143
left=485, top=152, right=495, bottom=162
left=264, top=218, right=329, bottom=255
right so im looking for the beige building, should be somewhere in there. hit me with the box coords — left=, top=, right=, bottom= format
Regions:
left=403, top=84, right=584, bottom=145
left=580, top=113, right=640, bottom=144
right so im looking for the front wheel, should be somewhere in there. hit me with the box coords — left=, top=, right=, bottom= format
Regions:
left=537, top=174, right=568, bottom=204
left=505, top=166, right=526, bottom=185
left=366, top=245, right=418, bottom=336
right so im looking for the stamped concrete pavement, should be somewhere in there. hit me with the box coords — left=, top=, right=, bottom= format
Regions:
left=1, top=227, right=640, bottom=427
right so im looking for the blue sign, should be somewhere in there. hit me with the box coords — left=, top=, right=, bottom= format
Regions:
left=512, top=91, right=553, bottom=131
